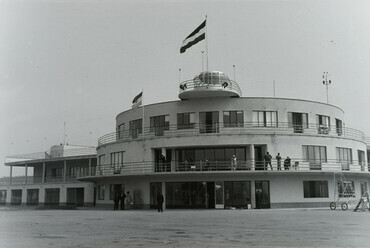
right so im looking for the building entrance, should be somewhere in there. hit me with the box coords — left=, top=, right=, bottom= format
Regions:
left=255, top=181, right=270, bottom=209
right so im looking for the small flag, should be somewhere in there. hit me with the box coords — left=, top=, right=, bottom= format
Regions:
left=180, top=19, right=206, bottom=53
left=132, top=92, right=143, bottom=108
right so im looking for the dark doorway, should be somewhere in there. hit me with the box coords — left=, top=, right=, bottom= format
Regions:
left=67, top=188, right=84, bottom=206
left=150, top=182, right=162, bottom=209
left=255, top=181, right=270, bottom=209
left=199, top=112, right=219, bottom=133
left=206, top=182, right=215, bottom=209
left=254, top=145, right=266, bottom=170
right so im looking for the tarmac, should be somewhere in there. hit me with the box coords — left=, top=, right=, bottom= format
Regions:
left=0, top=207, right=370, bottom=248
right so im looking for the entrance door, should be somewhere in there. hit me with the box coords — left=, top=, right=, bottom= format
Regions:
left=206, top=182, right=215, bottom=209
left=199, top=112, right=219, bottom=133
left=255, top=181, right=270, bottom=209
left=215, top=181, right=224, bottom=209
left=254, top=145, right=267, bottom=170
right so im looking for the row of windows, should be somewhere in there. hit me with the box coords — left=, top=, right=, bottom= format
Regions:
left=119, top=111, right=343, bottom=136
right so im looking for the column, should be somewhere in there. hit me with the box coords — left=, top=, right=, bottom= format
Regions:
left=162, top=181, right=166, bottom=210
left=88, top=158, right=92, bottom=176
left=250, top=145, right=255, bottom=171
left=9, top=166, right=12, bottom=185
left=42, top=162, right=45, bottom=183
left=171, top=149, right=176, bottom=172
left=63, top=160, right=67, bottom=183
left=251, top=180, right=256, bottom=209
left=25, top=164, right=28, bottom=184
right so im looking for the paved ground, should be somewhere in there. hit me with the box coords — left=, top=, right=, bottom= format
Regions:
left=0, top=207, right=370, bottom=248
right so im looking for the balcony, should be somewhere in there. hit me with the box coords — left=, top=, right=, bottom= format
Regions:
left=98, top=122, right=365, bottom=146
left=77, top=159, right=370, bottom=179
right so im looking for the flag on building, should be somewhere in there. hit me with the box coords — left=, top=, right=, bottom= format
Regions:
left=180, top=19, right=206, bottom=53
left=132, top=91, right=143, bottom=108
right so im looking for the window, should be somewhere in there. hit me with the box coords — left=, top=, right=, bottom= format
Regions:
left=177, top=113, right=195, bottom=129
left=69, top=166, right=80, bottom=178
left=303, top=181, right=328, bottom=198
left=98, top=155, right=105, bottom=173
left=336, top=147, right=352, bottom=170
left=358, top=150, right=366, bottom=171
left=253, top=111, right=277, bottom=127
left=336, top=119, right=343, bottom=136
left=288, top=112, right=308, bottom=133
left=317, top=115, right=330, bottom=134
left=223, top=111, right=244, bottom=127
left=303, top=145, right=327, bottom=170
left=111, top=151, right=124, bottom=173
left=129, top=119, right=142, bottom=138
left=11, top=189, right=22, bottom=205
left=0, top=190, right=7, bottom=204
left=117, top=123, right=125, bottom=139
left=109, top=184, right=123, bottom=200
left=98, top=185, right=105, bottom=200
left=150, top=115, right=169, bottom=136
left=45, top=188, right=60, bottom=205
left=27, top=189, right=39, bottom=205
left=338, top=181, right=355, bottom=197
left=51, top=168, right=63, bottom=179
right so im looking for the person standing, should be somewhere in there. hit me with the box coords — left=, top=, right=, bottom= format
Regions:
left=276, top=153, right=282, bottom=170
left=113, top=192, right=120, bottom=210
left=231, top=155, right=237, bottom=171
left=157, top=192, right=164, bottom=212
left=120, top=191, right=127, bottom=210
left=264, top=152, right=273, bottom=170
left=284, top=156, right=291, bottom=170
left=126, top=191, right=133, bottom=210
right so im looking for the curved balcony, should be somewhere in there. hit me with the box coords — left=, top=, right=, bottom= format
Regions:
left=97, top=122, right=365, bottom=147
left=178, top=71, right=242, bottom=100
left=77, top=159, right=370, bottom=179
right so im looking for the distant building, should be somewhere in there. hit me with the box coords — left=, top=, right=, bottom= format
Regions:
left=0, top=145, right=96, bottom=207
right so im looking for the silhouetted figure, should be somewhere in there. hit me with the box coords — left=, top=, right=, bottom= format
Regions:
left=120, top=192, right=127, bottom=210
left=157, top=193, right=164, bottom=212
left=113, top=192, right=120, bottom=210
left=276, top=153, right=282, bottom=170
left=284, top=156, right=291, bottom=170
left=231, top=155, right=237, bottom=171
left=264, top=152, right=273, bottom=170
left=126, top=191, right=132, bottom=210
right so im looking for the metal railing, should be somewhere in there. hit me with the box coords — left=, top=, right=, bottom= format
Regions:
left=179, top=78, right=242, bottom=96
left=77, top=159, right=370, bottom=178
left=98, top=122, right=365, bottom=146
left=0, top=175, right=80, bottom=186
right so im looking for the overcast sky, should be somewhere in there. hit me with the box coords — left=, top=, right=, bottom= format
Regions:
left=1, top=0, right=370, bottom=177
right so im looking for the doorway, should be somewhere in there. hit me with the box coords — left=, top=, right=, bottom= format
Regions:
left=67, top=188, right=84, bottom=206
left=254, top=145, right=267, bottom=170
left=206, top=182, right=215, bottom=209
left=255, top=181, right=270, bottom=209
left=199, top=112, right=219, bottom=133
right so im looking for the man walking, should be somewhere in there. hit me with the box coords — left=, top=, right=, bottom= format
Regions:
left=157, top=192, right=164, bottom=212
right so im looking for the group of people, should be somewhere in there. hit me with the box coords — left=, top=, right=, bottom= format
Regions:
left=264, top=152, right=293, bottom=170
left=113, top=191, right=132, bottom=210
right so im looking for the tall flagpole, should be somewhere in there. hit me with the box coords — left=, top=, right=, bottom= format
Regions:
left=142, top=90, right=145, bottom=162
left=205, top=15, right=209, bottom=71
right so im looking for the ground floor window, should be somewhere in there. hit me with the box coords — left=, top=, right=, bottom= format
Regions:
left=150, top=182, right=162, bottom=209
left=27, top=189, right=39, bottom=205
left=224, top=181, right=251, bottom=208
left=67, top=188, right=84, bottom=206
left=303, top=181, right=328, bottom=198
left=45, top=188, right=60, bottom=205
left=11, top=189, right=22, bottom=205
left=109, top=184, right=123, bottom=200
left=166, top=182, right=210, bottom=209
left=98, top=185, right=105, bottom=200
left=0, top=190, right=6, bottom=204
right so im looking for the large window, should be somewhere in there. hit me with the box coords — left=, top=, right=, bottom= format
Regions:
left=336, top=147, right=352, bottom=170
left=27, top=189, right=39, bottom=205
left=223, top=111, right=244, bottom=127
left=11, top=190, right=22, bottom=205
left=109, top=184, right=123, bottom=200
left=129, top=119, right=142, bottom=138
left=303, top=181, right=328, bottom=198
left=177, top=112, right=195, bottom=129
left=224, top=181, right=251, bottom=208
left=253, top=111, right=277, bottom=127
left=358, top=150, right=366, bottom=171
left=336, top=119, right=343, bottom=136
left=303, top=145, right=327, bottom=170
left=317, top=114, right=330, bottom=134
left=51, top=168, right=63, bottom=179
left=288, top=112, right=308, bottom=133
left=110, top=151, right=124, bottom=173
left=98, top=185, right=105, bottom=200
left=44, top=188, right=60, bottom=205
left=150, top=115, right=169, bottom=136
left=150, top=182, right=162, bottom=209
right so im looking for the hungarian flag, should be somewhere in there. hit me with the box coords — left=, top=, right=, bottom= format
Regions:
left=180, top=20, right=206, bottom=53
left=132, top=91, right=142, bottom=108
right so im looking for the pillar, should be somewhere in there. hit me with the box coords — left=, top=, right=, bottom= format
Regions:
left=9, top=166, right=12, bottom=185
left=25, top=164, right=28, bottom=184
left=63, top=160, right=67, bottom=183
left=88, top=158, right=92, bottom=177
left=42, top=162, right=45, bottom=183
left=162, top=181, right=166, bottom=210
left=250, top=144, right=255, bottom=170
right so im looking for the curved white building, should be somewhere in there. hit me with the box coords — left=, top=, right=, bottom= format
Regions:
left=79, top=71, right=369, bottom=209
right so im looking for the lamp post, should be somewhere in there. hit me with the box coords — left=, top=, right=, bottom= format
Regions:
left=322, top=72, right=331, bottom=104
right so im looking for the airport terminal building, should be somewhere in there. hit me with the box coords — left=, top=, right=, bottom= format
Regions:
left=1, top=71, right=370, bottom=209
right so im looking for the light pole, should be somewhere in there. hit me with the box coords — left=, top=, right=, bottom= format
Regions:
left=322, top=72, right=331, bottom=104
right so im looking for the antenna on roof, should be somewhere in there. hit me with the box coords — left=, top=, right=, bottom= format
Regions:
left=63, top=122, right=67, bottom=145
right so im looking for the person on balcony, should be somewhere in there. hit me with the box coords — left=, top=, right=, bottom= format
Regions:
left=231, top=155, right=237, bottom=171
left=276, top=153, right=282, bottom=170
left=264, top=152, right=273, bottom=170
left=284, top=157, right=291, bottom=170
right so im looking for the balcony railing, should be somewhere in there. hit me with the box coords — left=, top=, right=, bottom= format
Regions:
left=179, top=79, right=242, bottom=96
left=77, top=159, right=370, bottom=178
left=98, top=122, right=365, bottom=146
